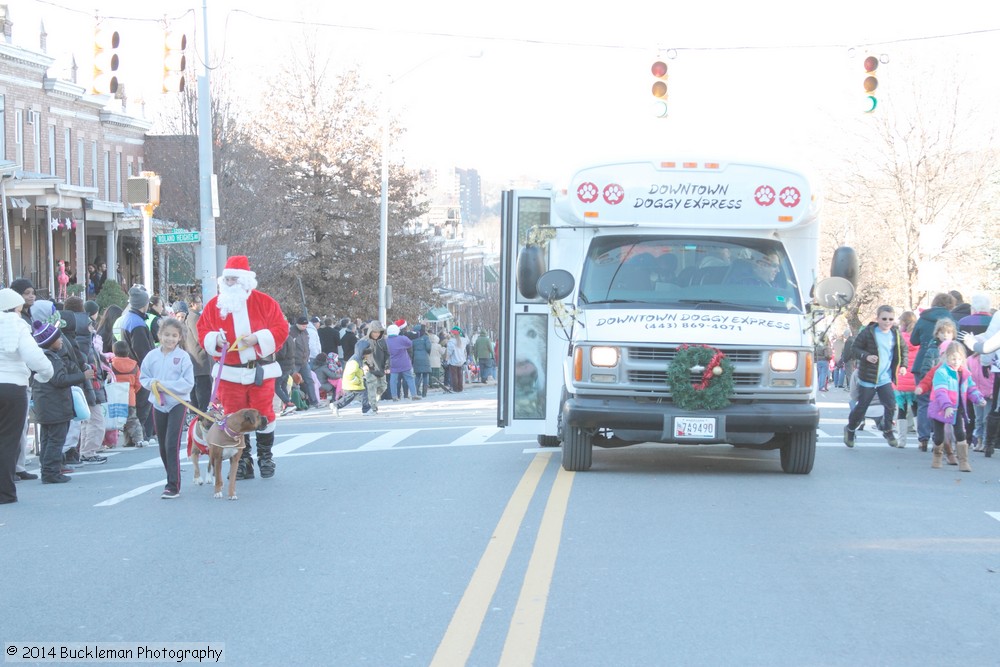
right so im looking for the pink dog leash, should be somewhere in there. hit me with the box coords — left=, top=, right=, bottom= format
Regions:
left=207, top=334, right=238, bottom=410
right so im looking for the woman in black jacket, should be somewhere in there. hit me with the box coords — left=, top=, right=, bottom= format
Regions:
left=909, top=292, right=958, bottom=450
left=96, top=304, right=123, bottom=355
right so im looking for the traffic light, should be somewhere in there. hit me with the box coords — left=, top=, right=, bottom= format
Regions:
left=162, top=29, right=187, bottom=93
left=651, top=59, right=668, bottom=118
left=92, top=27, right=120, bottom=95
left=863, top=55, right=878, bottom=113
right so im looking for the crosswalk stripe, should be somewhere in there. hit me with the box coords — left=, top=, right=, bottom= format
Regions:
left=357, top=429, right=419, bottom=451
left=272, top=432, right=327, bottom=456
left=95, top=480, right=165, bottom=507
left=443, top=426, right=501, bottom=447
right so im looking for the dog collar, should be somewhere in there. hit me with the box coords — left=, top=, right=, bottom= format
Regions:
left=217, top=416, right=242, bottom=441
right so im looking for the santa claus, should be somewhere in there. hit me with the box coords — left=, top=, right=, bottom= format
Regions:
left=198, top=255, right=289, bottom=479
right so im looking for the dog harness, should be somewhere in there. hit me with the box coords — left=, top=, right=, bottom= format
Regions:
left=213, top=415, right=246, bottom=457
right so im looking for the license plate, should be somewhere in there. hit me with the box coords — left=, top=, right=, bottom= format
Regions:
left=674, top=416, right=716, bottom=439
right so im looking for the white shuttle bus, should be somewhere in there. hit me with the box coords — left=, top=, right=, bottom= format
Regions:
left=497, top=158, right=856, bottom=474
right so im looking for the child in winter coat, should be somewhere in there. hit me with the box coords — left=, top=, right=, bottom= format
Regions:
left=289, top=372, right=310, bottom=411
left=111, top=340, right=146, bottom=448
left=314, top=352, right=343, bottom=401
left=140, top=317, right=194, bottom=499
left=928, top=341, right=986, bottom=471
left=331, top=348, right=372, bottom=416
left=892, top=311, right=920, bottom=448
left=917, top=318, right=957, bottom=379
left=29, top=322, right=89, bottom=483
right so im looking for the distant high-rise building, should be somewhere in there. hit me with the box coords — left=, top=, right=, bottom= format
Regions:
left=456, top=167, right=482, bottom=225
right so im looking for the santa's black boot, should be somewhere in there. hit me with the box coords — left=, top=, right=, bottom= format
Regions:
left=236, top=445, right=255, bottom=480
left=984, top=412, right=1000, bottom=458
left=257, top=431, right=276, bottom=479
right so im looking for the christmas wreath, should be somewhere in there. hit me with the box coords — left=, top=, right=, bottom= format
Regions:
left=667, top=344, right=734, bottom=410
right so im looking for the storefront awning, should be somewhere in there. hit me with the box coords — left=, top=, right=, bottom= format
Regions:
left=422, top=307, right=454, bottom=322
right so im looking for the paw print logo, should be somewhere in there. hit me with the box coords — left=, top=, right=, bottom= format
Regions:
left=779, top=187, right=801, bottom=208
left=602, top=183, right=625, bottom=205
left=577, top=182, right=599, bottom=203
left=754, top=185, right=776, bottom=206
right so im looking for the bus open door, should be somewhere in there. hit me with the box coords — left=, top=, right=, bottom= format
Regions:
left=497, top=189, right=566, bottom=445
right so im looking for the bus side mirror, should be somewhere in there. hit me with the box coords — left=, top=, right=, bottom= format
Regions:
left=516, top=245, right=546, bottom=299
left=830, top=246, right=858, bottom=286
left=536, top=269, right=575, bottom=302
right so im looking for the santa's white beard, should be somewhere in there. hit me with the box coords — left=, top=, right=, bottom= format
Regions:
left=217, top=282, right=250, bottom=318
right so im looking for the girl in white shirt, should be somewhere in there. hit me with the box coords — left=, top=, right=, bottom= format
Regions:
left=140, top=317, right=194, bottom=499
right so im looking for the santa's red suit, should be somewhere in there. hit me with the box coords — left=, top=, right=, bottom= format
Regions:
left=197, top=255, right=289, bottom=479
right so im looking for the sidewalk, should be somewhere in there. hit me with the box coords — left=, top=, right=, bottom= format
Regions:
left=281, top=378, right=498, bottom=419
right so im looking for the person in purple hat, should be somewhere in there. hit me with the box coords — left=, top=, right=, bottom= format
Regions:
left=30, top=320, right=88, bottom=484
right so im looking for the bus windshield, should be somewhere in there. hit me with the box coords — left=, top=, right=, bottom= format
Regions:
left=578, top=235, right=802, bottom=312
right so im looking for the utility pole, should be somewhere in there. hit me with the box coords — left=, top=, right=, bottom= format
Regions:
left=197, top=0, right=218, bottom=304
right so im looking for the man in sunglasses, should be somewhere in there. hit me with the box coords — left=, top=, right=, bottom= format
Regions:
left=843, top=305, right=908, bottom=448
left=730, top=250, right=782, bottom=287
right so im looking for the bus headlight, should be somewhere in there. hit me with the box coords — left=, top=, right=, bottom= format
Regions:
left=770, top=351, right=799, bottom=372
left=590, top=346, right=620, bottom=367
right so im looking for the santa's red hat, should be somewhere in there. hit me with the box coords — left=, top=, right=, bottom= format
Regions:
left=222, top=255, right=256, bottom=282
left=219, top=255, right=257, bottom=291
left=394, top=318, right=407, bottom=328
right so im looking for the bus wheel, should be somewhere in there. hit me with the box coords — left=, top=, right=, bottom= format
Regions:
left=538, top=435, right=561, bottom=447
left=779, top=430, right=816, bottom=474
left=562, top=425, right=593, bottom=471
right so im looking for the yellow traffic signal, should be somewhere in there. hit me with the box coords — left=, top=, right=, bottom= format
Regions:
left=163, top=30, right=187, bottom=93
left=651, top=60, right=668, bottom=118
left=92, top=27, right=120, bottom=95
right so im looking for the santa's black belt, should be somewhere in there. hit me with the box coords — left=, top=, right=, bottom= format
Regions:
left=225, top=354, right=275, bottom=369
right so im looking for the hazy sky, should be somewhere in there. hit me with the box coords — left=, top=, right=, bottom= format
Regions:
left=16, top=0, right=1000, bottom=182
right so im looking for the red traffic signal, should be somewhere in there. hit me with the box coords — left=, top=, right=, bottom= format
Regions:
left=863, top=56, right=878, bottom=93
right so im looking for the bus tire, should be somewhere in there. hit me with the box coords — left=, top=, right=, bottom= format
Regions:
left=779, top=430, right=816, bottom=474
left=538, top=435, right=561, bottom=448
left=562, top=425, right=592, bottom=471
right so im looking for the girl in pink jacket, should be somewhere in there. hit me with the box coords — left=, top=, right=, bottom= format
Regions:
left=928, top=342, right=986, bottom=472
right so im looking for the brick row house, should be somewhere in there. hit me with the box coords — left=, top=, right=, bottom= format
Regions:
left=0, top=17, right=150, bottom=297
left=0, top=7, right=499, bottom=323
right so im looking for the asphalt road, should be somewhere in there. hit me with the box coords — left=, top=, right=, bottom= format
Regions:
left=3, top=384, right=999, bottom=667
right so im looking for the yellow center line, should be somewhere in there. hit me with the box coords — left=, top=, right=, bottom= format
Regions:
left=499, top=465, right=575, bottom=666
left=430, top=452, right=552, bottom=667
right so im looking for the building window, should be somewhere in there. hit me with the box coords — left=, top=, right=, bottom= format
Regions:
left=48, top=125, right=56, bottom=175
left=103, top=150, right=110, bottom=200
left=32, top=112, right=41, bottom=171
left=115, top=151, right=122, bottom=201
left=0, top=96, right=5, bottom=159
left=63, top=128, right=71, bottom=183
left=14, top=109, right=23, bottom=168
left=77, top=138, right=84, bottom=185
left=91, top=141, right=97, bottom=188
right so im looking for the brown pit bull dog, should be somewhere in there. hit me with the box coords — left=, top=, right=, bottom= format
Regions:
left=188, top=408, right=268, bottom=500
